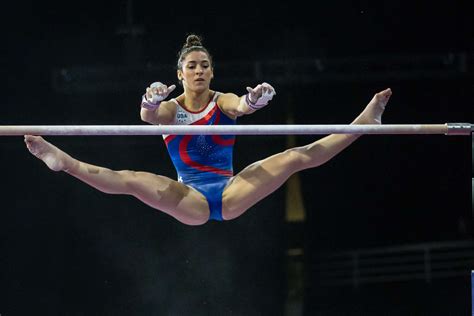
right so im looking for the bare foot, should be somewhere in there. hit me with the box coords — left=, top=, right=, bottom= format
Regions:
left=354, top=88, right=392, bottom=125
left=24, top=135, right=74, bottom=172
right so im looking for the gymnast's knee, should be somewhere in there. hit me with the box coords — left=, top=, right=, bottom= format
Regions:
left=281, top=147, right=311, bottom=171
left=117, top=170, right=144, bottom=194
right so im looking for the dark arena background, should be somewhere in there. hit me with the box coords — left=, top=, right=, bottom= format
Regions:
left=1, top=1, right=473, bottom=315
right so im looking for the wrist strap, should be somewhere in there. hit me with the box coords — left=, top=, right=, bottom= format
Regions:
left=141, top=94, right=161, bottom=110
left=245, top=94, right=267, bottom=110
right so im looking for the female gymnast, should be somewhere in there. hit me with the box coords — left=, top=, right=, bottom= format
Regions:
left=24, top=34, right=392, bottom=226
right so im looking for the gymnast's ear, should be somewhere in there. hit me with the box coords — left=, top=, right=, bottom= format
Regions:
left=177, top=69, right=185, bottom=85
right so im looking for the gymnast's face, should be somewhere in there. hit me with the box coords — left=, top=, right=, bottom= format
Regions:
left=177, top=50, right=214, bottom=93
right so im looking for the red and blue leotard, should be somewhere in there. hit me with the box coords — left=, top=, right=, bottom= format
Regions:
left=163, top=92, right=236, bottom=221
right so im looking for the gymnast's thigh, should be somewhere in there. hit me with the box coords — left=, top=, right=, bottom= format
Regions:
left=125, top=171, right=210, bottom=225
left=221, top=149, right=302, bottom=220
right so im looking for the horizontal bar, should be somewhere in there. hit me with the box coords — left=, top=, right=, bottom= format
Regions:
left=0, top=124, right=471, bottom=136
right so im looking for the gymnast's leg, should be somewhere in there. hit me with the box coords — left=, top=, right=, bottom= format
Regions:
left=221, top=88, right=392, bottom=220
left=24, top=136, right=209, bottom=225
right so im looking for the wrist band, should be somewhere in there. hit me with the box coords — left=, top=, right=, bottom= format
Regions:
left=141, top=94, right=161, bottom=110
left=245, top=93, right=267, bottom=110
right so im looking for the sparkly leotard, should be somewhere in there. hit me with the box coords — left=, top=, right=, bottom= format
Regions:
left=163, top=92, right=235, bottom=221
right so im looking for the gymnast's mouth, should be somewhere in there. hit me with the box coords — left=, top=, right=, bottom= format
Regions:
left=195, top=78, right=205, bottom=82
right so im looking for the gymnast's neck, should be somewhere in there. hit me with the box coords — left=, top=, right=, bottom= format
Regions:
left=178, top=89, right=215, bottom=112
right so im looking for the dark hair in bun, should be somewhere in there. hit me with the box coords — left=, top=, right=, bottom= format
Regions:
left=177, top=34, right=213, bottom=69
left=183, top=34, right=203, bottom=48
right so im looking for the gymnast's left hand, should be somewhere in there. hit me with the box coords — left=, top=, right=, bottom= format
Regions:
left=245, top=82, right=276, bottom=108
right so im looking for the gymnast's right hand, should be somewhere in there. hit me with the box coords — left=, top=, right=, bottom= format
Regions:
left=144, top=82, right=177, bottom=108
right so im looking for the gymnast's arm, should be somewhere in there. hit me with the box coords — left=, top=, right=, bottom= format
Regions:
left=218, top=82, right=276, bottom=118
left=218, top=93, right=255, bottom=118
left=140, top=101, right=177, bottom=125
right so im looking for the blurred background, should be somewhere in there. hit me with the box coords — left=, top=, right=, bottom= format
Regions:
left=0, top=0, right=473, bottom=315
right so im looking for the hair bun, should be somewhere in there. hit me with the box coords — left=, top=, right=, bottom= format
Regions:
left=176, top=34, right=212, bottom=70
left=184, top=34, right=203, bottom=48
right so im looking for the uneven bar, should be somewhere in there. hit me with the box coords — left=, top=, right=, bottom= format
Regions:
left=0, top=124, right=471, bottom=136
